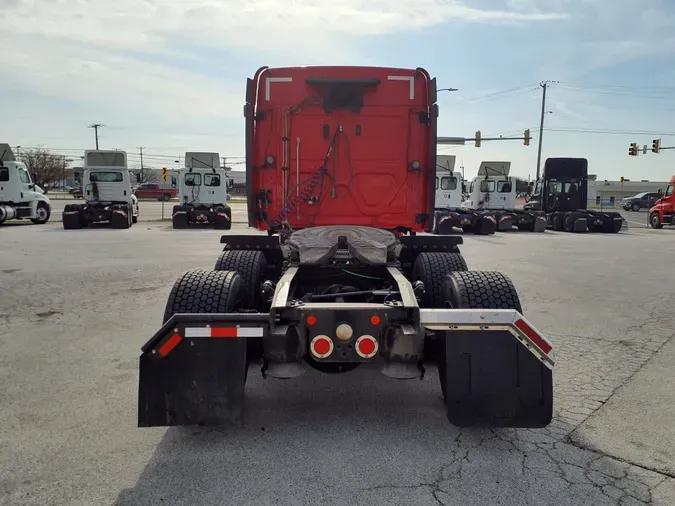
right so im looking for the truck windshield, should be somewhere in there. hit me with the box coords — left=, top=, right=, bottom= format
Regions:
left=19, top=168, right=31, bottom=183
left=204, top=174, right=220, bottom=187
left=480, top=180, right=495, bottom=192
left=440, top=176, right=456, bottom=190
left=497, top=180, right=512, bottom=193
left=185, top=173, right=202, bottom=186
left=90, top=171, right=123, bottom=182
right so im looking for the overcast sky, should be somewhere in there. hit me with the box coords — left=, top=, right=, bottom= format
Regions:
left=1, top=0, right=674, bottom=181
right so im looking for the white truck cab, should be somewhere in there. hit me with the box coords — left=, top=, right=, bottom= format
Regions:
left=435, top=155, right=464, bottom=209
left=0, top=143, right=51, bottom=225
left=462, top=161, right=516, bottom=210
left=172, top=152, right=232, bottom=229
left=62, top=150, right=139, bottom=229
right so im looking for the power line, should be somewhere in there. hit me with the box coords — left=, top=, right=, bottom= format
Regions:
left=454, top=84, right=539, bottom=104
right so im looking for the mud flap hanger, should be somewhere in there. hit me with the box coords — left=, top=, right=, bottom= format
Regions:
left=420, top=308, right=555, bottom=369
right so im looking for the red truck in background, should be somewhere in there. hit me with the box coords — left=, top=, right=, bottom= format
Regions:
left=648, top=175, right=675, bottom=228
left=133, top=183, right=177, bottom=201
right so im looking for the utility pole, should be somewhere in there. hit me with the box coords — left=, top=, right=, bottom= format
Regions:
left=88, top=124, right=104, bottom=149
left=138, top=146, right=145, bottom=183
left=535, top=81, right=558, bottom=181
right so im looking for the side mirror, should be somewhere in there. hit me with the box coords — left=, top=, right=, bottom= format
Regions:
left=228, top=179, right=234, bottom=189
left=171, top=176, right=177, bottom=188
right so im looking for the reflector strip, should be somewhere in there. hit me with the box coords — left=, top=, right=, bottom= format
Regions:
left=184, top=327, right=264, bottom=338
left=514, top=319, right=552, bottom=355
left=158, top=332, right=182, bottom=357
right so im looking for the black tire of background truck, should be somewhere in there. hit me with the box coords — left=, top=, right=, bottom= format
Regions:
left=214, top=250, right=267, bottom=311
left=412, top=252, right=468, bottom=366
left=439, top=270, right=523, bottom=404
left=163, top=194, right=171, bottom=201
left=563, top=212, right=582, bottom=232
left=31, top=201, right=51, bottom=225
left=162, top=269, right=248, bottom=380
left=650, top=212, right=663, bottom=229
left=552, top=212, right=564, bottom=231
left=214, top=206, right=232, bottom=230
left=632, top=202, right=641, bottom=212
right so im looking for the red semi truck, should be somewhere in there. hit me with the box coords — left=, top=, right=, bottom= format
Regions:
left=138, top=66, right=554, bottom=429
left=648, top=176, right=675, bottom=228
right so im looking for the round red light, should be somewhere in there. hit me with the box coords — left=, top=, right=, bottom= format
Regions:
left=306, top=315, right=317, bottom=326
left=312, top=337, right=331, bottom=356
left=370, top=315, right=381, bottom=325
left=357, top=337, right=377, bottom=357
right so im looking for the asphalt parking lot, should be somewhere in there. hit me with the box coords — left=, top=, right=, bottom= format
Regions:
left=1, top=223, right=674, bottom=506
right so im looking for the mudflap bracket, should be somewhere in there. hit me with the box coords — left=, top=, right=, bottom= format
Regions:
left=138, top=313, right=269, bottom=427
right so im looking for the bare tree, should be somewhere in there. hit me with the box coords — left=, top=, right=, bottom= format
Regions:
left=130, top=165, right=159, bottom=184
left=18, top=148, right=68, bottom=193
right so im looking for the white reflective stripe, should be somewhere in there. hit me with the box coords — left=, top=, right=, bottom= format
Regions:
left=185, top=327, right=211, bottom=338
left=387, top=75, right=415, bottom=99
left=237, top=327, right=264, bottom=337
left=265, top=77, right=293, bottom=101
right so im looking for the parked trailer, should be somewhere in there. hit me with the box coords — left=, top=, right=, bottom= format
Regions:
left=523, top=158, right=622, bottom=233
left=138, top=65, right=554, bottom=429
left=461, top=161, right=546, bottom=232
left=431, top=155, right=496, bottom=235
left=62, top=150, right=139, bottom=229
left=171, top=151, right=233, bottom=229
left=0, top=144, right=51, bottom=225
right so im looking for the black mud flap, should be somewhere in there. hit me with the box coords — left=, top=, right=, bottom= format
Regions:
left=444, top=329, right=553, bottom=428
left=573, top=217, right=588, bottom=232
left=533, top=216, right=547, bottom=232
left=139, top=336, right=247, bottom=427
left=473, top=215, right=496, bottom=235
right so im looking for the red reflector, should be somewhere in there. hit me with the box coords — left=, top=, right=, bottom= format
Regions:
left=514, top=319, right=552, bottom=354
left=158, top=332, right=182, bottom=357
left=211, top=327, right=238, bottom=338
left=313, top=337, right=331, bottom=356
left=306, top=315, right=317, bottom=326
left=370, top=315, right=381, bottom=325
left=358, top=338, right=376, bottom=356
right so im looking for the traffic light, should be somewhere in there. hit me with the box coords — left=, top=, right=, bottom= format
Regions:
left=162, top=167, right=168, bottom=182
left=628, top=143, right=638, bottom=156
left=652, top=139, right=661, bottom=153
left=475, top=130, right=481, bottom=148
left=620, top=176, right=624, bottom=183
left=524, top=129, right=530, bottom=146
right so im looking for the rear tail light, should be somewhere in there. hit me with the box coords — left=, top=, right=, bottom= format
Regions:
left=355, top=335, right=378, bottom=359
left=336, top=323, right=353, bottom=341
left=310, top=335, right=333, bottom=358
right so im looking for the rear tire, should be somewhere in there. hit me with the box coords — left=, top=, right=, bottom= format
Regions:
left=163, top=269, right=244, bottom=323
left=552, top=212, right=564, bottom=231
left=214, top=250, right=267, bottom=310
left=110, top=206, right=130, bottom=229
left=631, top=202, right=640, bottom=212
left=411, top=252, right=468, bottom=375
left=162, top=269, right=249, bottom=382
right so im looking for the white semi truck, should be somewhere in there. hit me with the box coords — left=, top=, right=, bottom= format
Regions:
left=171, top=152, right=232, bottom=229
left=62, top=150, right=139, bottom=229
left=0, top=144, right=51, bottom=225
left=461, top=161, right=546, bottom=232
left=431, top=155, right=496, bottom=235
